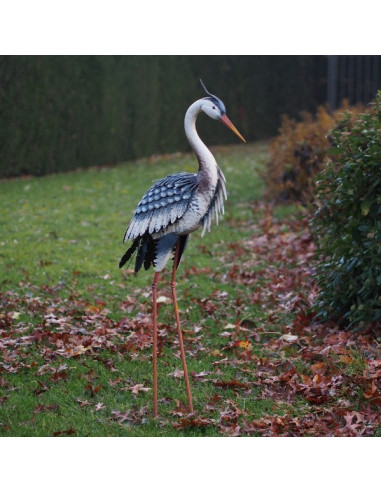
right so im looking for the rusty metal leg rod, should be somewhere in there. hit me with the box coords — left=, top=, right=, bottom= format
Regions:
left=152, top=271, right=160, bottom=418
left=170, top=240, right=194, bottom=413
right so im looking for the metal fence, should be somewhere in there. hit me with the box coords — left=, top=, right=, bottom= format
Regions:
left=327, top=55, right=380, bottom=110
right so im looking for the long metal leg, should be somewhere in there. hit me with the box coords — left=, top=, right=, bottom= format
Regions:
left=171, top=240, right=194, bottom=413
left=152, top=272, right=160, bottom=418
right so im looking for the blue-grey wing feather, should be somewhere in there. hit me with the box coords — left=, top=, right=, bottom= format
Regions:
left=124, top=172, right=198, bottom=241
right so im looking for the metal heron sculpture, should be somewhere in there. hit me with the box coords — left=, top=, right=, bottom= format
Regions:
left=119, top=80, right=246, bottom=417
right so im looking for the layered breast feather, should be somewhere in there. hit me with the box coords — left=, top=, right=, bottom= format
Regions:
left=200, top=167, right=227, bottom=237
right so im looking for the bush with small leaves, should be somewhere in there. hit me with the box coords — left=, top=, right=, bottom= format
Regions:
left=311, top=91, right=381, bottom=332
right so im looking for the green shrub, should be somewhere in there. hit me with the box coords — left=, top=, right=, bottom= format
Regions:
left=311, top=91, right=381, bottom=331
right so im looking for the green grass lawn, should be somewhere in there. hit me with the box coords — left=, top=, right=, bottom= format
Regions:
left=1, top=142, right=379, bottom=437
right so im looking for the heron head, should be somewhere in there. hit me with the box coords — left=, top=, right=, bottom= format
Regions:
left=199, top=79, right=246, bottom=143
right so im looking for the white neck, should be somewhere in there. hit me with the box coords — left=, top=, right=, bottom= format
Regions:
left=184, top=99, right=218, bottom=190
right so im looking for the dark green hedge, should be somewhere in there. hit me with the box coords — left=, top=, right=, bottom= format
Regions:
left=0, top=56, right=326, bottom=178
left=311, top=92, right=381, bottom=330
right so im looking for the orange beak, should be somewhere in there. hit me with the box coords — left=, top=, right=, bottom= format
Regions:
left=220, top=114, right=246, bottom=143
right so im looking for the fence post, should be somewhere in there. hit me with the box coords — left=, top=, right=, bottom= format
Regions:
left=327, top=55, right=338, bottom=111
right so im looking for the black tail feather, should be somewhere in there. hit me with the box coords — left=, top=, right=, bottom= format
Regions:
left=175, top=235, right=189, bottom=269
left=135, top=236, right=148, bottom=273
left=144, top=236, right=156, bottom=270
left=120, top=233, right=188, bottom=274
left=119, top=233, right=157, bottom=274
left=119, top=237, right=140, bottom=269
